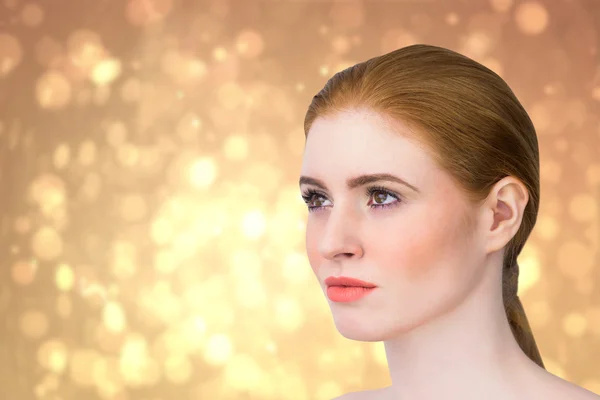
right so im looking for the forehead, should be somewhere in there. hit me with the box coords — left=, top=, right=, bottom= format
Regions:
left=301, top=109, right=433, bottom=176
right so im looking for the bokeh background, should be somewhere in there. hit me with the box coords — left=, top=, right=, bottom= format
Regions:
left=0, top=0, right=599, bottom=398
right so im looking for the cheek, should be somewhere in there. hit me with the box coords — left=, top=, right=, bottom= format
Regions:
left=371, top=220, right=441, bottom=279
left=371, top=207, right=467, bottom=285
left=305, top=221, right=322, bottom=276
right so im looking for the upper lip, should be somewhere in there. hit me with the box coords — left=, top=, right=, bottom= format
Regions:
left=325, top=276, right=376, bottom=288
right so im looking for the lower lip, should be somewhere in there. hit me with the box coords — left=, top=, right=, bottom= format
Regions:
left=326, top=286, right=376, bottom=303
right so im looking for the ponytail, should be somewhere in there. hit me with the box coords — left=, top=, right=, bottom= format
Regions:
left=503, top=259, right=545, bottom=369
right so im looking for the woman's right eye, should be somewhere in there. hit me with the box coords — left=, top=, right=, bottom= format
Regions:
left=301, top=189, right=330, bottom=212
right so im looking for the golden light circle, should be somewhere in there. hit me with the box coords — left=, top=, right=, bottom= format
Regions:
left=223, top=134, right=249, bottom=162
left=12, top=260, right=37, bottom=285
left=490, top=0, right=513, bottom=13
left=126, top=0, right=173, bottom=26
left=558, top=241, right=594, bottom=280
left=67, top=30, right=105, bottom=70
left=222, top=354, right=266, bottom=393
left=163, top=355, right=192, bottom=384
left=20, top=310, right=49, bottom=339
left=91, top=58, right=122, bottom=85
left=70, top=349, right=100, bottom=386
left=35, top=36, right=63, bottom=67
left=236, top=30, right=265, bottom=58
left=568, top=193, right=598, bottom=222
left=53, top=143, right=71, bottom=169
left=31, top=226, right=63, bottom=261
left=189, top=157, right=218, bottom=189
left=22, top=3, right=44, bottom=26
left=103, top=301, right=127, bottom=333
left=36, top=71, right=72, bottom=109
left=203, top=333, right=233, bottom=366
left=536, top=215, right=559, bottom=241
left=120, top=78, right=142, bottom=102
left=55, top=263, right=74, bottom=291
left=0, top=33, right=22, bottom=77
left=562, top=312, right=588, bottom=338
left=37, top=339, right=69, bottom=373
left=446, top=13, right=459, bottom=26
left=515, top=1, right=549, bottom=35
left=119, top=194, right=148, bottom=222
left=78, top=140, right=97, bottom=166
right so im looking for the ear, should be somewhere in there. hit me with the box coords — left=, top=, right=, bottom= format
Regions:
left=480, top=176, right=529, bottom=255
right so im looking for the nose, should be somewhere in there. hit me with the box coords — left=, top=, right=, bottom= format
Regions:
left=318, top=207, right=364, bottom=260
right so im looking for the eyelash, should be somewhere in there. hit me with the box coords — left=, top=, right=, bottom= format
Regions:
left=300, top=185, right=402, bottom=213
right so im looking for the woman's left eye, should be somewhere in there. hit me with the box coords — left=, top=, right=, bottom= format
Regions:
left=367, top=187, right=400, bottom=209
left=300, top=186, right=401, bottom=212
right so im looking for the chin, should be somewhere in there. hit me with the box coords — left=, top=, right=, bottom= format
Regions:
left=335, top=322, right=423, bottom=342
left=335, top=324, right=385, bottom=342
left=330, top=308, right=425, bottom=342
left=329, top=310, right=392, bottom=342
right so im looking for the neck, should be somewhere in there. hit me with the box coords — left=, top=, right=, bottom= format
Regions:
left=383, top=262, right=539, bottom=399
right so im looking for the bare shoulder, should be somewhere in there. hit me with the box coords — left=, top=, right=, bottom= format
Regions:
left=558, top=384, right=600, bottom=400
left=331, top=387, right=388, bottom=400
left=331, top=391, right=371, bottom=400
left=536, top=372, right=600, bottom=400
left=330, top=392, right=362, bottom=400
left=556, top=385, right=600, bottom=400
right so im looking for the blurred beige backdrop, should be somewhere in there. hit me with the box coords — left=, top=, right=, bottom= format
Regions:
left=0, top=0, right=599, bottom=399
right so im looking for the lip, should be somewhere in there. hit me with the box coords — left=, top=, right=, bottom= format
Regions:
left=327, top=286, right=376, bottom=303
left=324, top=276, right=376, bottom=288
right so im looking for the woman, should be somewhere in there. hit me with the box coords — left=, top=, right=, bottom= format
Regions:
left=298, top=44, right=599, bottom=400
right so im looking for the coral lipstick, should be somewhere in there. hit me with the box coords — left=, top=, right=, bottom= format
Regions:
left=325, top=276, right=377, bottom=303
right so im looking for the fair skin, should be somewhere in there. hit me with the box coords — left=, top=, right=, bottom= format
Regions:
left=299, top=108, right=600, bottom=400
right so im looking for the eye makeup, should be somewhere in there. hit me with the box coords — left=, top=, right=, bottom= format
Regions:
left=301, top=185, right=402, bottom=213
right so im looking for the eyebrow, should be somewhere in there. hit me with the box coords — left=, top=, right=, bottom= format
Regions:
left=299, top=173, right=420, bottom=193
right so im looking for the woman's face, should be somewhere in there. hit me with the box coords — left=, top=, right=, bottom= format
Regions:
left=299, top=108, right=487, bottom=341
